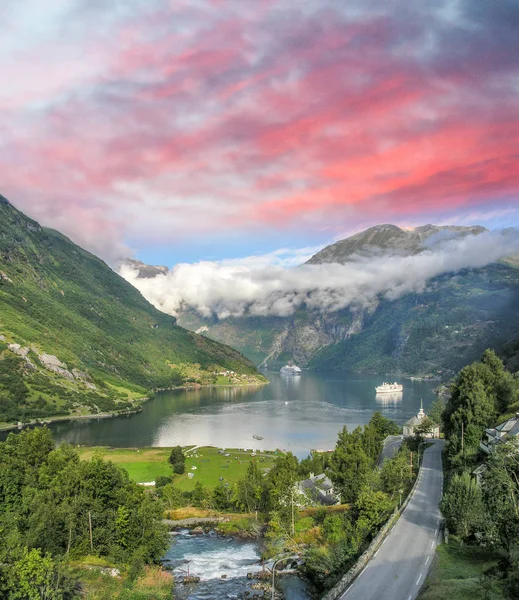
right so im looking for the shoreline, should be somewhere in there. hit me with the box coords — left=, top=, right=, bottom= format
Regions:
left=0, top=379, right=269, bottom=434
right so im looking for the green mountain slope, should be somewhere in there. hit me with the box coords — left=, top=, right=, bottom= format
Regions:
left=0, top=195, right=262, bottom=424
left=172, top=226, right=519, bottom=377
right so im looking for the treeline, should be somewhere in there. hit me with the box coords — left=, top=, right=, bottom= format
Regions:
left=0, top=428, right=169, bottom=599
left=440, top=350, right=519, bottom=598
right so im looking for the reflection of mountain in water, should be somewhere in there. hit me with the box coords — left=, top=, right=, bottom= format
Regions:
left=375, top=391, right=403, bottom=405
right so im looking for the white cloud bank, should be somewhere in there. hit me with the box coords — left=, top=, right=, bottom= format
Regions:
left=119, top=230, right=519, bottom=319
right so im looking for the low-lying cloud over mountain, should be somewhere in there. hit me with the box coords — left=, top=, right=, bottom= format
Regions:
left=120, top=227, right=519, bottom=319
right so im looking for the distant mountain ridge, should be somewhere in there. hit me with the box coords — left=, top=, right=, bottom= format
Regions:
left=0, top=194, right=262, bottom=424
left=306, top=224, right=487, bottom=264
left=162, top=223, right=519, bottom=377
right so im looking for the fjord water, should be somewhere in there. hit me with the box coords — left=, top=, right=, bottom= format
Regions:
left=49, top=371, right=437, bottom=456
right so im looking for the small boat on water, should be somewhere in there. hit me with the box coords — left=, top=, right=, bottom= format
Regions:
left=253, top=435, right=264, bottom=440
left=280, top=365, right=302, bottom=376
left=375, top=381, right=403, bottom=393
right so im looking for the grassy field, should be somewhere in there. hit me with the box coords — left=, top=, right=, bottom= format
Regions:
left=73, top=563, right=173, bottom=600
left=418, top=541, right=506, bottom=600
left=77, top=445, right=280, bottom=490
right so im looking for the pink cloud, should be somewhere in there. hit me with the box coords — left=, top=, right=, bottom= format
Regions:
left=0, top=0, right=518, bottom=260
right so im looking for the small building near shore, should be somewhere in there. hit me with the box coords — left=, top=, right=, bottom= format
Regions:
left=296, top=473, right=340, bottom=506
left=403, top=402, right=440, bottom=438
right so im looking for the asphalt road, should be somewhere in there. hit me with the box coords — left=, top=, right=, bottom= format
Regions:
left=377, top=435, right=404, bottom=467
left=339, top=440, right=444, bottom=600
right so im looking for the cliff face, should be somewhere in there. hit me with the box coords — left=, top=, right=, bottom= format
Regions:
left=144, top=224, right=519, bottom=377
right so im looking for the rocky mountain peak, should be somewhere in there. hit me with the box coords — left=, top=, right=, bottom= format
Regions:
left=124, top=259, right=169, bottom=278
left=306, top=223, right=488, bottom=265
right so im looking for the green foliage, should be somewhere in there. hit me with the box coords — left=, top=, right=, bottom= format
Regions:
left=168, top=446, right=185, bottom=475
left=190, top=481, right=212, bottom=508
left=0, top=197, right=262, bottom=423
left=298, top=451, right=331, bottom=479
left=354, top=487, right=393, bottom=535
left=380, top=445, right=414, bottom=498
left=328, top=426, right=372, bottom=504
left=441, top=471, right=485, bottom=540
left=158, top=484, right=187, bottom=510
left=443, top=351, right=509, bottom=464
left=233, top=460, right=264, bottom=513
left=263, top=452, right=299, bottom=513
left=414, top=416, right=436, bottom=439
left=428, top=397, right=445, bottom=427
left=480, top=439, right=519, bottom=556
left=0, top=428, right=169, bottom=588
left=3, top=548, right=78, bottom=600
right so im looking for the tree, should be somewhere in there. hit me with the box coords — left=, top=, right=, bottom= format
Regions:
left=428, top=398, right=445, bottom=427
left=160, top=484, right=186, bottom=510
left=191, top=482, right=211, bottom=508
left=444, top=363, right=497, bottom=463
left=7, top=548, right=77, bottom=600
left=234, top=461, right=264, bottom=513
left=212, top=483, right=233, bottom=511
left=263, top=453, right=299, bottom=512
left=328, top=427, right=372, bottom=504
left=168, top=446, right=186, bottom=475
left=414, top=416, right=435, bottom=439
left=354, top=487, right=393, bottom=536
left=441, top=471, right=485, bottom=540
left=480, top=439, right=519, bottom=558
left=380, top=447, right=414, bottom=499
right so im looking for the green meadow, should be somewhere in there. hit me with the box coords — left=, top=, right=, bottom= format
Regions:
left=77, top=445, right=279, bottom=490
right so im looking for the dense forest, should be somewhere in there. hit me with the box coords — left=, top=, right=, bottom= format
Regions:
left=439, top=350, right=519, bottom=598
left=0, top=428, right=169, bottom=598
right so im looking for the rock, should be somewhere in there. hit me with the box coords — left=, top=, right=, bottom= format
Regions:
left=191, top=526, right=204, bottom=534
left=72, top=369, right=89, bottom=380
left=39, top=353, right=66, bottom=368
left=8, top=343, right=29, bottom=357
left=0, top=334, right=5, bottom=341
left=39, top=353, right=74, bottom=379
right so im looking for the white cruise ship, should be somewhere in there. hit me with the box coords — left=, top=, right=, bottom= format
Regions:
left=280, top=365, right=302, bottom=376
left=375, top=381, right=403, bottom=393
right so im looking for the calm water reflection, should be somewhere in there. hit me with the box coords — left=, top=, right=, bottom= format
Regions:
left=49, top=372, right=437, bottom=457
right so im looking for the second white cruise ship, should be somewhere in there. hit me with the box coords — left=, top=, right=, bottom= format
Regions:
left=280, top=365, right=302, bottom=376
left=375, top=381, right=403, bottom=393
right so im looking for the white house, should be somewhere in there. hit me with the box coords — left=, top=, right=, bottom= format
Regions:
left=403, top=401, right=440, bottom=438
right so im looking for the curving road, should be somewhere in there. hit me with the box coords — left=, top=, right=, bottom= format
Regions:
left=339, top=440, right=444, bottom=600
left=377, top=435, right=404, bottom=467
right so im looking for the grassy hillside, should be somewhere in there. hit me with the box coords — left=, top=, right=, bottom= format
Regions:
left=0, top=194, right=263, bottom=423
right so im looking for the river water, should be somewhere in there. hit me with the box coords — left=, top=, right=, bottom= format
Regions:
left=48, top=371, right=437, bottom=457
left=164, top=529, right=313, bottom=599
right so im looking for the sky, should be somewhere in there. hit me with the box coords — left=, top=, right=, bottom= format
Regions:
left=1, top=0, right=518, bottom=267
